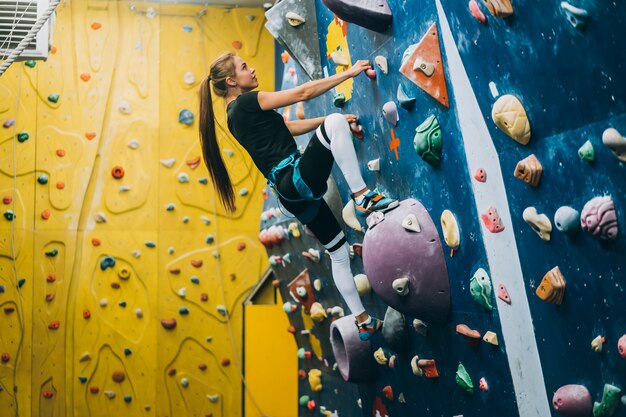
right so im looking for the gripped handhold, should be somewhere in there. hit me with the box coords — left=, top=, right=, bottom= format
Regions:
left=482, top=0, right=514, bottom=18
left=497, top=283, right=511, bottom=304
left=536, top=266, right=565, bottom=305
left=401, top=213, right=421, bottom=232
left=492, top=94, right=530, bottom=145
left=365, top=69, right=377, bottom=79
left=413, top=115, right=443, bottom=166
left=602, top=128, right=626, bottom=162
left=553, top=384, right=592, bottom=417
left=560, top=2, right=588, bottom=30
left=440, top=210, right=460, bottom=251
left=593, top=384, right=621, bottom=417
left=456, top=363, right=474, bottom=393
left=514, top=154, right=543, bottom=187
left=523, top=207, right=553, bottom=241
left=469, top=0, right=487, bottom=23
left=618, top=335, right=626, bottom=359
left=581, top=196, right=618, bottom=240
left=321, top=0, right=393, bottom=33
left=481, top=206, right=505, bottom=233
left=350, top=121, right=364, bottom=139
left=410, top=356, right=423, bottom=376
left=578, top=140, right=595, bottom=162
left=382, top=101, right=399, bottom=126
left=555, top=206, right=580, bottom=234
left=470, top=268, right=493, bottom=311
left=397, top=84, right=416, bottom=110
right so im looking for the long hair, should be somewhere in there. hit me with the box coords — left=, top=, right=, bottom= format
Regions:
left=199, top=52, right=237, bottom=213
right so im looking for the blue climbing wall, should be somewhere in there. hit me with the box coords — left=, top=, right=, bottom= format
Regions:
left=260, top=0, right=626, bottom=416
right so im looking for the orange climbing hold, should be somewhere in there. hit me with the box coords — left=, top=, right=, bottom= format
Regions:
left=56, top=181, right=65, bottom=189
left=91, top=22, right=102, bottom=30
left=85, top=132, right=96, bottom=140
left=41, top=209, right=50, bottom=220
left=46, top=274, right=56, bottom=283
left=399, top=22, right=449, bottom=108
left=83, top=309, right=91, bottom=319
left=200, top=293, right=208, bottom=302
left=237, top=242, right=246, bottom=251
left=112, top=370, right=126, bottom=383
left=186, top=156, right=201, bottom=169
left=160, top=318, right=177, bottom=329
left=56, top=149, right=65, bottom=157
left=191, top=259, right=203, bottom=268
left=456, top=324, right=481, bottom=346
left=111, top=166, right=125, bottom=179
left=287, top=325, right=296, bottom=334
left=382, top=385, right=394, bottom=401
left=91, top=238, right=101, bottom=246
left=80, top=73, right=91, bottom=82
left=232, top=40, right=242, bottom=49
left=281, top=51, right=290, bottom=63
left=536, top=266, right=565, bottom=305
left=48, top=320, right=60, bottom=330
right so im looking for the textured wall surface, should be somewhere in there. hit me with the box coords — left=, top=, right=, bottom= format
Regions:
left=0, top=1, right=273, bottom=416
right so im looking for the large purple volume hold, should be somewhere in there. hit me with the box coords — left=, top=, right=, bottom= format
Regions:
left=321, top=0, right=393, bottom=33
left=552, top=384, right=592, bottom=417
left=362, top=199, right=450, bottom=324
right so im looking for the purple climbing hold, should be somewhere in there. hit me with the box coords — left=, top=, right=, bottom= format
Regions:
left=382, top=101, right=399, bottom=126
left=330, top=315, right=375, bottom=382
left=321, top=0, right=393, bottom=33
left=580, top=196, right=618, bottom=240
left=552, top=384, right=592, bottom=417
left=362, top=199, right=450, bottom=323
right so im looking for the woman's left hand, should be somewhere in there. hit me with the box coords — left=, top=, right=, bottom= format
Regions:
left=344, top=114, right=358, bottom=124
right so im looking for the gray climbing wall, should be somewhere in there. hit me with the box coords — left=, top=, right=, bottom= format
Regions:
left=259, top=0, right=626, bottom=416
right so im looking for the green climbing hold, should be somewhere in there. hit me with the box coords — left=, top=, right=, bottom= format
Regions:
left=48, top=93, right=60, bottom=103
left=470, top=268, right=493, bottom=311
left=593, top=384, right=621, bottom=417
left=17, top=132, right=29, bottom=143
left=179, top=306, right=189, bottom=315
left=333, top=92, right=346, bottom=108
left=198, top=177, right=208, bottom=185
left=45, top=248, right=59, bottom=257
left=123, top=395, right=132, bottom=403
left=100, top=256, right=116, bottom=271
left=17, top=278, right=25, bottom=288
left=4, top=211, right=15, bottom=221
left=206, top=235, right=215, bottom=244
left=190, top=276, right=200, bottom=284
left=413, top=115, right=443, bottom=167
left=24, top=60, right=36, bottom=68
left=578, top=140, right=595, bottom=162
left=37, top=174, right=49, bottom=185
left=299, top=395, right=310, bottom=406
left=78, top=376, right=87, bottom=383
left=455, top=363, right=474, bottom=393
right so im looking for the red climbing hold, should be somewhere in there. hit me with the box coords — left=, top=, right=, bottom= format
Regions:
left=373, top=396, right=390, bottom=417
left=221, top=358, right=231, bottom=367
left=382, top=385, right=394, bottom=401
left=237, top=242, right=246, bottom=251
left=481, top=206, right=505, bottom=233
left=80, top=73, right=91, bottom=82
left=298, top=369, right=306, bottom=379
left=41, top=209, right=51, bottom=220
left=111, top=166, right=125, bottom=179
left=307, top=400, right=316, bottom=411
left=1, top=352, right=10, bottom=362
left=198, top=363, right=207, bottom=371
left=48, top=320, right=60, bottom=330
left=112, top=370, right=126, bottom=383
left=287, top=325, right=296, bottom=334
left=365, top=68, right=377, bottom=80
left=160, top=318, right=177, bottom=330
left=89, top=386, right=100, bottom=394
left=232, top=41, right=242, bottom=49
left=42, top=390, right=54, bottom=399
left=91, top=238, right=101, bottom=246
left=91, top=22, right=102, bottom=30
left=56, top=181, right=65, bottom=189
left=2, top=196, right=11, bottom=204
left=169, top=268, right=181, bottom=275
left=167, top=368, right=177, bottom=376
left=46, top=274, right=56, bottom=283
left=56, top=149, right=65, bottom=157
left=497, top=283, right=511, bottom=304
left=473, top=167, right=487, bottom=182
left=186, top=156, right=201, bottom=169
left=83, top=309, right=91, bottom=319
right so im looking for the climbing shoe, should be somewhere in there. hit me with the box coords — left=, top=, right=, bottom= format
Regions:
left=354, top=189, right=399, bottom=217
left=355, top=316, right=383, bottom=341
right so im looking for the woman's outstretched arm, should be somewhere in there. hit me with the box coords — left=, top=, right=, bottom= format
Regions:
left=257, top=60, right=371, bottom=111
left=285, top=116, right=326, bottom=136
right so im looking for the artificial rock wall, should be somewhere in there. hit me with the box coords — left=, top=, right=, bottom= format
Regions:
left=261, top=0, right=626, bottom=416
left=0, top=1, right=273, bottom=416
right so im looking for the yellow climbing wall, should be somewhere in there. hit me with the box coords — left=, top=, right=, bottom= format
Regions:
left=0, top=1, right=273, bottom=416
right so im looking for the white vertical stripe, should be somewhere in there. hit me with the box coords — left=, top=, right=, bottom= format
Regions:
left=435, top=2, right=551, bottom=416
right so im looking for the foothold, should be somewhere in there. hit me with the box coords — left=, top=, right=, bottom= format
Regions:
left=523, top=207, right=553, bottom=241
left=560, top=2, right=588, bottom=30
left=310, top=302, right=327, bottom=322
left=397, top=84, right=416, bottom=110
left=308, top=369, right=322, bottom=392
left=456, top=363, right=474, bottom=393
left=78, top=376, right=87, bottom=383
left=536, top=266, right=565, bottom=305
left=473, top=168, right=487, bottom=182
left=591, top=335, right=606, bottom=352
left=469, top=0, right=487, bottom=23
left=178, top=109, right=194, bottom=125
left=481, top=206, right=505, bottom=233
left=186, top=156, right=201, bottom=169
left=375, top=56, right=388, bottom=74
left=1, top=352, right=10, bottom=362
left=145, top=241, right=156, bottom=248
left=24, top=60, right=36, bottom=68
left=483, top=331, right=499, bottom=346
left=374, top=347, right=388, bottom=365
left=354, top=274, right=371, bottom=295
left=161, top=158, right=176, bottom=168
left=401, top=214, right=421, bottom=232
left=602, top=128, right=626, bottom=162
left=191, top=259, right=203, bottom=268
left=124, top=347, right=132, bottom=356
left=80, top=352, right=92, bottom=362
left=221, top=358, right=231, bottom=366
left=160, top=318, right=177, bottom=330
left=554, top=206, right=580, bottom=234
left=321, top=0, right=392, bottom=33
left=91, top=22, right=102, bottom=30
left=239, top=188, right=249, bottom=196
left=342, top=200, right=363, bottom=232
left=100, top=298, right=108, bottom=307
left=83, top=309, right=91, bottom=319
left=135, top=308, right=143, bottom=318
left=482, top=0, right=514, bottom=17
left=392, top=277, right=410, bottom=296
left=618, top=335, right=626, bottom=359
left=479, top=377, right=489, bottom=392
left=441, top=210, right=460, bottom=253
left=492, top=95, right=530, bottom=144
left=333, top=93, right=346, bottom=108
left=43, top=390, right=54, bottom=399
left=48, top=93, right=60, bottom=103
left=497, top=283, right=511, bottom=304
left=3, top=118, right=15, bottom=128
left=89, top=386, right=100, bottom=394
left=302, top=248, right=320, bottom=262
left=178, top=173, right=190, bottom=183
left=232, top=40, right=242, bottom=49
left=41, top=209, right=51, bottom=220
left=413, top=57, right=435, bottom=77
left=111, top=166, right=125, bottom=179
left=112, top=370, right=126, bottom=383
left=470, top=268, right=493, bottom=311
left=456, top=324, right=481, bottom=344
left=580, top=196, right=618, bottom=240
left=179, top=306, right=189, bottom=315
left=329, top=51, right=349, bottom=67
left=514, top=154, right=543, bottom=187
left=412, top=319, right=428, bottom=336
left=552, top=384, right=592, bottom=417
left=382, top=385, right=394, bottom=401
left=365, top=69, right=377, bottom=80
left=100, top=256, right=116, bottom=271
left=367, top=158, right=380, bottom=172
left=123, top=395, right=132, bottom=403
left=593, top=384, right=621, bottom=417
left=382, top=101, right=399, bottom=126
left=413, top=115, right=443, bottom=167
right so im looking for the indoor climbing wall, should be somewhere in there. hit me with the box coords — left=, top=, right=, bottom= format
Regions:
left=0, top=1, right=273, bottom=416
left=261, top=0, right=626, bottom=416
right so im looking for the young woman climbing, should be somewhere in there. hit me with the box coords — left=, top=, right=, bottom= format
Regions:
left=198, top=52, right=399, bottom=341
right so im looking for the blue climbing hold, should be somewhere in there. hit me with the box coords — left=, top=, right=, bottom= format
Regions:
left=123, top=395, right=132, bottom=403
left=145, top=241, right=156, bottom=248
left=4, top=211, right=15, bottom=221
left=397, top=84, right=416, bottom=110
left=100, top=256, right=116, bottom=271
left=124, top=347, right=132, bottom=356
left=178, top=109, right=194, bottom=126
left=119, top=301, right=127, bottom=308
left=0, top=285, right=4, bottom=293
left=78, top=376, right=87, bottom=383
left=206, top=235, right=215, bottom=244
left=45, top=249, right=58, bottom=257
left=48, top=93, right=60, bottom=103
left=198, top=178, right=208, bottom=185
left=37, top=174, right=49, bottom=185
left=17, top=278, right=25, bottom=288
left=181, top=25, right=193, bottom=32
left=191, top=276, right=200, bottom=284
left=179, top=306, right=190, bottom=315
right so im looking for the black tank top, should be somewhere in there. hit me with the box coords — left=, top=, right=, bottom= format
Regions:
left=226, top=91, right=296, bottom=177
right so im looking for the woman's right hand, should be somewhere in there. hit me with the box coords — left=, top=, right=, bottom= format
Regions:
left=348, top=60, right=372, bottom=77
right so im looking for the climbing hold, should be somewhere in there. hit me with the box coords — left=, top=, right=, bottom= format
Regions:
left=470, top=268, right=493, bottom=311
left=342, top=200, right=363, bottom=232
left=308, top=369, right=322, bottom=392
left=178, top=173, right=190, bottom=183
left=41, top=209, right=51, bottom=220
left=354, top=274, right=371, bottom=295
left=160, top=158, right=176, bottom=168
left=396, top=84, right=416, bottom=110
left=191, top=259, right=203, bottom=268
left=482, top=0, right=513, bottom=17
left=104, top=391, right=116, bottom=399
left=123, top=395, right=132, bottom=403
left=581, top=196, right=618, bottom=240
left=392, top=277, right=410, bottom=296
left=329, top=51, right=349, bottom=66
left=111, top=166, right=125, bottom=179
left=17, top=132, right=29, bottom=142
left=186, top=156, right=201, bottom=169
left=456, top=324, right=481, bottom=345
left=382, top=385, right=394, bottom=401
left=180, top=377, right=189, bottom=388
left=469, top=0, right=487, bottom=23
left=89, top=386, right=100, bottom=394
left=100, top=298, right=108, bottom=307
left=100, top=256, right=116, bottom=271
left=4, top=211, right=14, bottom=221
left=591, top=335, right=606, bottom=352
left=135, top=308, right=143, bottom=318
left=178, top=109, right=194, bottom=125
left=333, top=93, right=346, bottom=108
left=160, top=318, right=177, bottom=330
left=329, top=306, right=344, bottom=317
left=302, top=248, right=320, bottom=262
left=80, top=352, right=92, bottom=362
left=48, top=320, right=60, bottom=330
left=239, top=188, right=249, bottom=196
left=523, top=207, right=553, bottom=241
left=602, top=128, right=626, bottom=162
left=365, top=69, right=377, bottom=80
left=46, top=274, right=56, bottom=283
left=483, top=331, right=499, bottom=346
left=37, top=174, right=49, bottom=185
left=382, top=101, right=399, bottom=126
left=375, top=56, right=388, bottom=74
left=310, top=302, right=327, bottom=322
left=401, top=213, right=421, bottom=232
left=313, top=279, right=322, bottom=291
left=45, top=248, right=58, bottom=257
left=112, top=370, right=126, bottom=383
left=367, top=158, right=380, bottom=172
left=514, top=154, right=543, bottom=187
left=85, top=132, right=97, bottom=140
left=413, top=319, right=428, bottom=336
left=497, top=283, right=511, bottom=304
left=481, top=206, right=505, bottom=233
left=413, top=57, right=435, bottom=77
left=179, top=306, right=189, bottom=315
left=536, top=266, right=565, bottom=305
left=307, top=400, right=316, bottom=411
left=473, top=168, right=487, bottom=182
left=560, top=2, right=589, bottom=30
left=479, top=377, right=489, bottom=392
left=441, top=210, right=460, bottom=253
left=381, top=307, right=410, bottom=355
left=417, top=359, right=439, bottom=378
left=118, top=101, right=132, bottom=114
left=374, top=348, right=388, bottom=365
left=456, top=363, right=474, bottom=393
left=43, top=390, right=54, bottom=399
left=616, top=335, right=626, bottom=358
left=578, top=140, right=595, bottom=162
left=91, top=22, right=102, bottom=30
left=410, top=356, right=424, bottom=376
left=232, top=40, right=242, bottom=49
left=216, top=305, right=228, bottom=316
left=366, top=211, right=385, bottom=229
left=554, top=206, right=580, bottom=234
left=321, top=0, right=392, bottom=32
left=492, top=95, right=530, bottom=144
left=349, top=121, right=363, bottom=139
left=124, top=347, right=132, bottom=356
left=298, top=395, right=309, bottom=406
left=3, top=118, right=15, bottom=128
left=221, top=358, right=231, bottom=367
left=413, top=115, right=443, bottom=167
left=48, top=93, right=60, bottom=103
left=145, top=241, right=156, bottom=248
left=78, top=376, right=87, bottom=383
left=593, top=384, right=621, bottom=417
left=1, top=352, right=9, bottom=362
left=553, top=384, right=592, bottom=417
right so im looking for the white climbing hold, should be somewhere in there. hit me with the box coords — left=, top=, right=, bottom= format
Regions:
left=483, top=331, right=499, bottom=346
left=285, top=11, right=305, bottom=26
left=413, top=57, right=435, bottom=77
left=602, top=128, right=626, bottom=162
left=398, top=392, right=406, bottom=404
left=119, top=185, right=131, bottom=192
left=374, top=55, right=388, bottom=74
left=296, top=286, right=307, bottom=298
left=104, top=390, right=116, bottom=399
left=392, top=277, right=410, bottom=296
left=522, top=207, right=552, bottom=241
left=239, top=188, right=249, bottom=196
left=135, top=308, right=143, bottom=318
left=367, top=158, right=380, bottom=172
left=354, top=274, right=371, bottom=295
left=127, top=138, right=140, bottom=149
left=412, top=319, right=428, bottom=336
left=99, top=298, right=108, bottom=307
left=131, top=250, right=141, bottom=258
left=95, top=212, right=107, bottom=223
left=207, top=394, right=220, bottom=403
left=329, top=306, right=344, bottom=317
left=200, top=216, right=211, bottom=225
left=342, top=200, right=363, bottom=232
left=410, top=355, right=424, bottom=376
left=382, top=101, right=399, bottom=126
left=79, top=352, right=92, bottom=362
left=160, top=158, right=176, bottom=168
left=313, top=279, right=322, bottom=291
left=401, top=214, right=421, bottom=232
left=118, top=100, right=132, bottom=115
left=216, top=305, right=227, bottom=316
left=178, top=173, right=190, bottom=183
left=168, top=246, right=175, bottom=254
left=330, top=51, right=349, bottom=66
left=224, top=149, right=234, bottom=157
left=178, top=287, right=187, bottom=298
left=183, top=71, right=195, bottom=85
